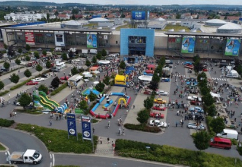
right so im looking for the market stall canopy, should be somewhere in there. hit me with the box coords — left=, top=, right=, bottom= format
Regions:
left=210, top=92, right=221, bottom=98
left=98, top=60, right=110, bottom=64
left=138, top=75, right=152, bottom=82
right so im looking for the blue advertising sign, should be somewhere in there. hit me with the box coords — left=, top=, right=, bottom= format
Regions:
left=225, top=39, right=241, bottom=56
left=87, top=34, right=97, bottom=48
left=66, top=113, right=77, bottom=136
left=181, top=37, right=195, bottom=53
left=81, top=116, right=92, bottom=140
left=132, top=11, right=146, bottom=20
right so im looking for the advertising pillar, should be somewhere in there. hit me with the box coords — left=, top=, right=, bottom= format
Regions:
left=54, top=31, right=65, bottom=46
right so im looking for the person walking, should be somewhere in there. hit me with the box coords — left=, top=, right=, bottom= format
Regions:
left=49, top=120, right=52, bottom=126
left=92, top=127, right=95, bottom=134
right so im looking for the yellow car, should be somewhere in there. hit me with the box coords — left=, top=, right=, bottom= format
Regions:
left=154, top=98, right=167, bottom=104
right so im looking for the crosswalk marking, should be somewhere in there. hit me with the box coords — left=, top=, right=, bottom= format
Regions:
left=211, top=78, right=227, bottom=81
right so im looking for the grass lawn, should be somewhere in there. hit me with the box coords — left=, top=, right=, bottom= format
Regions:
left=83, top=23, right=98, bottom=27
left=162, top=24, right=190, bottom=32
left=16, top=124, right=98, bottom=153
left=115, top=24, right=132, bottom=31
left=0, top=143, right=6, bottom=150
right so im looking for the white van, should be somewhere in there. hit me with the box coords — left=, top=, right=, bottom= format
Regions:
left=55, top=47, right=62, bottom=51
left=217, top=129, right=238, bottom=140
left=165, top=60, right=173, bottom=64
left=56, top=62, right=66, bottom=70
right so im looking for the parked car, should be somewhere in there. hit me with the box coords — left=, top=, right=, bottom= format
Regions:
left=32, top=78, right=45, bottom=82
left=154, top=98, right=167, bottom=104
left=26, top=81, right=39, bottom=85
left=60, top=76, right=70, bottom=80
left=144, top=89, right=152, bottom=95
left=156, top=90, right=169, bottom=96
left=187, top=123, right=205, bottom=130
left=149, top=120, right=167, bottom=128
left=161, top=78, right=170, bottom=82
left=150, top=112, right=164, bottom=119
left=185, top=64, right=194, bottom=69
left=184, top=61, right=193, bottom=65
left=202, top=68, right=208, bottom=72
left=50, top=67, right=60, bottom=72
left=189, top=106, right=204, bottom=113
left=152, top=105, right=166, bottom=111
left=41, top=74, right=48, bottom=78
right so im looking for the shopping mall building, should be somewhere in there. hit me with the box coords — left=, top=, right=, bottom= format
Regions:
left=1, top=21, right=242, bottom=60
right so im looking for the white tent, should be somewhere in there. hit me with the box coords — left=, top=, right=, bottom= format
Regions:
left=210, top=92, right=221, bottom=98
left=98, top=60, right=110, bottom=64
left=138, top=75, right=152, bottom=82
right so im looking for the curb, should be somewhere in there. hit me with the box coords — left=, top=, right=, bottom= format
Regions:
left=0, top=142, right=9, bottom=152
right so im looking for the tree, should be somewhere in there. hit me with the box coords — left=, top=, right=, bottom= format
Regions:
left=72, top=9, right=79, bottom=14
left=210, top=117, right=225, bottom=134
left=193, top=131, right=210, bottom=151
left=103, top=75, right=110, bottom=85
left=42, top=50, right=47, bottom=56
left=101, top=49, right=107, bottom=57
left=203, top=94, right=215, bottom=106
left=88, top=91, right=97, bottom=102
left=152, top=72, right=160, bottom=83
left=24, top=69, right=32, bottom=78
left=72, top=14, right=76, bottom=20
left=92, top=56, right=97, bottom=64
left=148, top=81, right=158, bottom=91
left=15, top=58, right=21, bottom=65
left=38, top=84, right=48, bottom=94
left=176, top=13, right=181, bottom=19
left=3, top=62, right=10, bottom=70
left=46, top=61, right=52, bottom=69
left=96, top=52, right=102, bottom=60
left=9, top=73, right=20, bottom=84
left=144, top=97, right=154, bottom=110
left=7, top=45, right=15, bottom=57
left=34, top=52, right=40, bottom=59
left=0, top=81, right=4, bottom=90
left=206, top=104, right=217, bottom=117
left=18, top=93, right=32, bottom=109
left=25, top=44, right=30, bottom=51
left=35, top=64, right=43, bottom=73
left=137, top=109, right=149, bottom=124
left=79, top=100, right=88, bottom=111
left=25, top=55, right=30, bottom=61
left=46, top=13, right=50, bottom=22
left=95, top=82, right=105, bottom=92
left=119, top=60, right=126, bottom=69
left=85, top=58, right=91, bottom=67
left=54, top=11, right=59, bottom=17
left=71, top=67, right=79, bottom=75
left=62, top=53, right=68, bottom=60
left=18, top=48, right=22, bottom=54
left=4, top=44, right=7, bottom=49
left=51, top=77, right=60, bottom=88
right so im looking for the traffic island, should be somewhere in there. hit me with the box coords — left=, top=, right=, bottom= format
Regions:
left=0, top=143, right=6, bottom=151
left=16, top=123, right=98, bottom=154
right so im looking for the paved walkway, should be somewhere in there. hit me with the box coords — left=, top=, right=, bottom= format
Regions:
left=95, top=137, right=115, bottom=157
left=0, top=65, right=23, bottom=80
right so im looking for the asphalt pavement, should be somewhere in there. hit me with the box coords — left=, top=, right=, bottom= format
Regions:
left=0, top=128, right=50, bottom=167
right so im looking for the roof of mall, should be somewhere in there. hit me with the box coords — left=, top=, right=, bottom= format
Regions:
left=2, top=26, right=112, bottom=33
left=165, top=31, right=242, bottom=38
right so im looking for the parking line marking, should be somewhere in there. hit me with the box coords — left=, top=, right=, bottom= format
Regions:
left=50, top=153, right=52, bottom=159
left=53, top=154, right=55, bottom=166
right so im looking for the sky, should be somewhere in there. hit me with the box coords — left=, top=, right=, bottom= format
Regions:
left=3, top=0, right=242, bottom=5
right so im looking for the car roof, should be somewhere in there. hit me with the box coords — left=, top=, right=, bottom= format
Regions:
left=213, top=137, right=231, bottom=143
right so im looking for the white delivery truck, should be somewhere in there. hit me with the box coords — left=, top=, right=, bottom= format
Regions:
left=217, top=129, right=238, bottom=140
left=6, top=149, right=42, bottom=164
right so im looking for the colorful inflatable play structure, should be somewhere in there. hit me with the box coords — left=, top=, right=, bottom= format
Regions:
left=114, top=74, right=129, bottom=87
left=82, top=88, right=100, bottom=96
left=90, top=92, right=131, bottom=119
left=33, top=91, right=69, bottom=114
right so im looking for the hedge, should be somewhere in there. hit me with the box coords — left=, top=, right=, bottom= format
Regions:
left=0, top=118, right=15, bottom=127
left=0, top=90, right=10, bottom=96
left=124, top=123, right=161, bottom=133
left=0, top=66, right=24, bottom=76
left=115, top=139, right=242, bottom=167
left=50, top=82, right=68, bottom=96
left=16, top=124, right=98, bottom=153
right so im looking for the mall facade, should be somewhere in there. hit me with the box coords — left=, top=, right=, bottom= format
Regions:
left=1, top=25, right=242, bottom=59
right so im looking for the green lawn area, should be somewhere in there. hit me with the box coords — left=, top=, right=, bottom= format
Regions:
left=83, top=23, right=98, bottom=27
left=16, top=124, right=98, bottom=154
left=115, top=24, right=132, bottom=31
left=0, top=143, right=6, bottom=150
left=162, top=24, right=190, bottom=32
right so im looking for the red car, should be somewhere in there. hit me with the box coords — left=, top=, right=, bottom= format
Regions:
left=144, top=90, right=152, bottom=95
left=152, top=106, right=166, bottom=111
left=26, top=81, right=39, bottom=85
left=185, top=64, right=194, bottom=69
left=150, top=112, right=164, bottom=118
left=60, top=76, right=70, bottom=80
left=202, top=68, right=208, bottom=72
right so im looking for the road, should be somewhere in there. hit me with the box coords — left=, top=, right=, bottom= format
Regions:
left=0, top=128, right=50, bottom=167
left=54, top=154, right=174, bottom=167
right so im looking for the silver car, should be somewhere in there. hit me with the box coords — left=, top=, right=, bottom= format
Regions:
left=187, top=123, right=205, bottom=130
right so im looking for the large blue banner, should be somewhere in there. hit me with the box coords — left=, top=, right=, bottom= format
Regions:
left=81, top=116, right=92, bottom=141
left=87, top=34, right=97, bottom=48
left=225, top=39, right=241, bottom=56
left=181, top=37, right=195, bottom=53
left=131, top=11, right=146, bottom=20
left=66, top=113, right=77, bottom=136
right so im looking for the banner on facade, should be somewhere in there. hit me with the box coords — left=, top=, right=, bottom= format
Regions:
left=225, top=39, right=241, bottom=56
left=54, top=31, right=65, bottom=46
left=87, top=34, right=97, bottom=48
left=181, top=37, right=195, bottom=53
left=25, top=32, right=35, bottom=45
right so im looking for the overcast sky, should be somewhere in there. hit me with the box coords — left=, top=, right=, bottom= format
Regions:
left=7, top=0, right=242, bottom=5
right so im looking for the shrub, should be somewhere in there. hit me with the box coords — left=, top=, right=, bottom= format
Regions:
left=16, top=124, right=98, bottom=153
left=46, top=60, right=52, bottom=68
left=124, top=124, right=161, bottom=133
left=9, top=73, right=20, bottom=84
left=0, top=118, right=15, bottom=127
left=137, top=109, right=149, bottom=124
left=0, top=90, right=10, bottom=96
left=10, top=78, right=32, bottom=90
left=50, top=83, right=67, bottom=96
